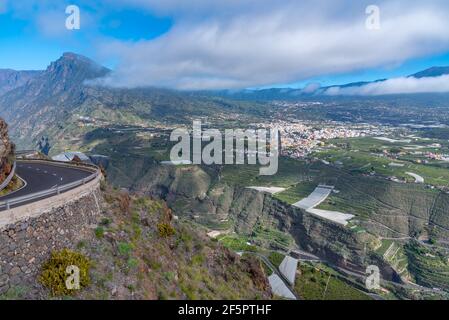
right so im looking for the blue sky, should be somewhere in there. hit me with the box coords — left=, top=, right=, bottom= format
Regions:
left=0, top=1, right=172, bottom=70
left=1, top=0, right=449, bottom=92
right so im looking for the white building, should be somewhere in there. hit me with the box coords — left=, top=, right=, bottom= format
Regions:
left=52, top=151, right=91, bottom=163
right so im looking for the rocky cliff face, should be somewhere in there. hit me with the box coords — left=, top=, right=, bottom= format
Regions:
left=0, top=118, right=14, bottom=184
left=217, top=188, right=380, bottom=272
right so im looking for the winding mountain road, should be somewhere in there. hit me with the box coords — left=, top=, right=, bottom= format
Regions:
left=0, top=161, right=93, bottom=209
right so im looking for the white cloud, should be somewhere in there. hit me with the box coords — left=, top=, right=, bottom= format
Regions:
left=35, top=10, right=70, bottom=37
left=5, top=0, right=449, bottom=93
left=92, top=1, right=449, bottom=89
left=6, top=0, right=449, bottom=90
left=302, top=83, right=322, bottom=94
left=325, top=75, right=449, bottom=96
left=95, top=0, right=449, bottom=90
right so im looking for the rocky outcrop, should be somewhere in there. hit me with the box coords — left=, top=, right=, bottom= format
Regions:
left=229, top=189, right=377, bottom=269
left=0, top=118, right=14, bottom=184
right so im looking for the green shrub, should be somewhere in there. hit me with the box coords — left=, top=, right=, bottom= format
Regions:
left=191, top=254, right=205, bottom=266
left=268, top=252, right=285, bottom=268
left=179, top=229, right=193, bottom=243
left=39, top=249, right=91, bottom=296
left=127, top=258, right=139, bottom=269
left=132, top=224, right=142, bottom=239
left=163, top=271, right=175, bottom=281
left=149, top=259, right=162, bottom=270
left=180, top=282, right=198, bottom=300
left=157, top=222, right=176, bottom=238
left=118, top=242, right=134, bottom=257
left=95, top=226, right=105, bottom=239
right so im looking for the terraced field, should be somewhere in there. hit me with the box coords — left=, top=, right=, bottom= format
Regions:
left=294, top=262, right=372, bottom=300
left=314, top=136, right=449, bottom=187
left=376, top=240, right=409, bottom=278
left=273, top=182, right=317, bottom=204
left=218, top=152, right=449, bottom=241
left=220, top=157, right=312, bottom=188
left=405, top=242, right=449, bottom=291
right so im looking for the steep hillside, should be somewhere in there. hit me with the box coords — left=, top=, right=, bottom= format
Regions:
left=0, top=118, right=14, bottom=184
left=37, top=184, right=270, bottom=300
left=84, top=185, right=271, bottom=299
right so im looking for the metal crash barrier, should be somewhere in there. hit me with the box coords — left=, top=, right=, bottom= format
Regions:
left=0, top=160, right=100, bottom=210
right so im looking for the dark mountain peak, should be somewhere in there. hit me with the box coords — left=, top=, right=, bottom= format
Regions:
left=60, top=52, right=102, bottom=67
left=409, top=66, right=449, bottom=78
left=62, top=51, right=83, bottom=59
left=0, top=52, right=112, bottom=118
left=46, top=52, right=110, bottom=80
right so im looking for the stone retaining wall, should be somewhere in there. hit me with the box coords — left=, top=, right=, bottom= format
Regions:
left=0, top=174, right=102, bottom=297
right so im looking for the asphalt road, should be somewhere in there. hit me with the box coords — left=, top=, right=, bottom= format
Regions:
left=0, top=161, right=93, bottom=207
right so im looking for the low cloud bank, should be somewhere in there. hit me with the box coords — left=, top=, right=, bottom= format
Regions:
left=324, top=75, right=449, bottom=96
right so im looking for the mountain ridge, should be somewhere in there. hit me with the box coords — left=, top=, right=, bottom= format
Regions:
left=0, top=52, right=267, bottom=150
left=206, top=65, right=449, bottom=100
left=1, top=52, right=449, bottom=150
left=0, top=69, right=42, bottom=96
left=2, top=52, right=449, bottom=101
left=409, top=66, right=449, bottom=78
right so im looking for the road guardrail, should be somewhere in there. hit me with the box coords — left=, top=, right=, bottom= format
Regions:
left=0, top=160, right=100, bottom=210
